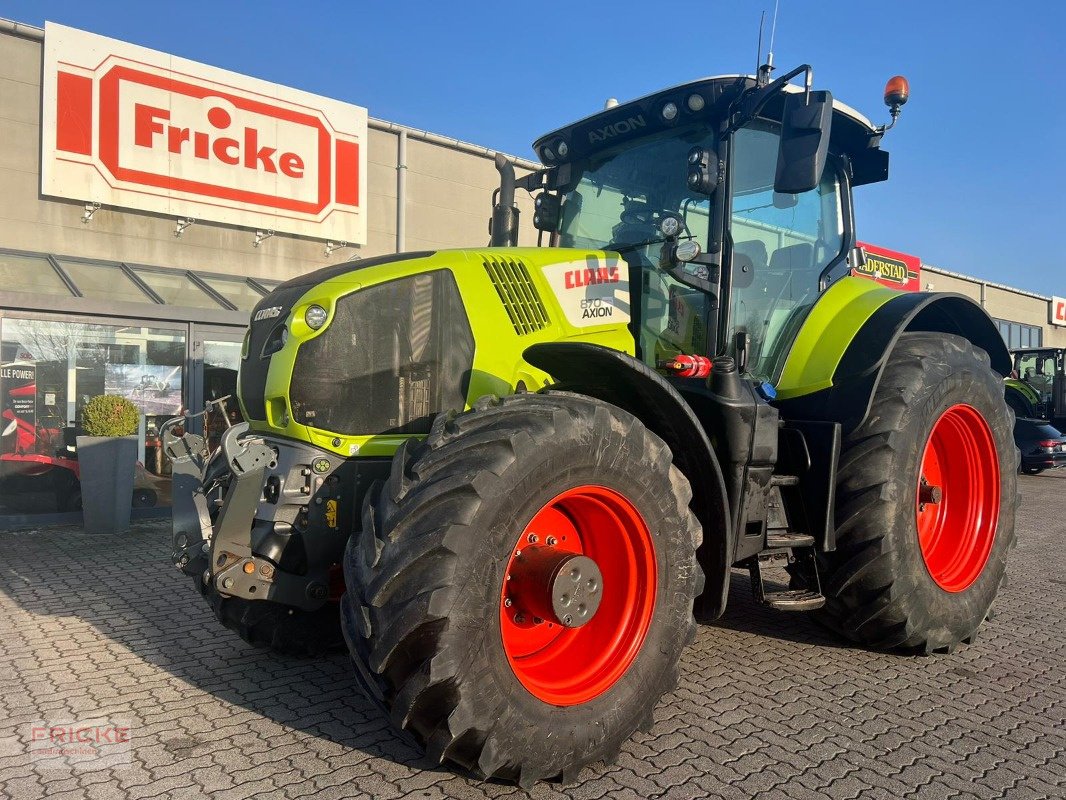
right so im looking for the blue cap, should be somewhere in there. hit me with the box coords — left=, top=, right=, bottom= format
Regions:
left=757, top=381, right=777, bottom=400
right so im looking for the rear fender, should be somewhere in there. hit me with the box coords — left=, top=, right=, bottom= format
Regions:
left=523, top=342, right=733, bottom=619
left=776, top=284, right=1011, bottom=434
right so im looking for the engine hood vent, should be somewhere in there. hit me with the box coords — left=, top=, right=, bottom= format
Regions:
left=483, top=255, right=550, bottom=335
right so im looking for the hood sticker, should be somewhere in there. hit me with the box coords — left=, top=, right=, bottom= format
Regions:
left=541, top=257, right=631, bottom=328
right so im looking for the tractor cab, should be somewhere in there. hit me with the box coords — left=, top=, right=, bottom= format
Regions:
left=495, top=68, right=902, bottom=385
left=1008, top=347, right=1066, bottom=426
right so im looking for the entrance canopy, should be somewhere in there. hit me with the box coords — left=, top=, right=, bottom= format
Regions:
left=0, top=248, right=277, bottom=325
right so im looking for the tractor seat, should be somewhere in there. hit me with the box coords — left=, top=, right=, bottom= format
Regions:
left=735, top=240, right=769, bottom=270
left=769, top=243, right=814, bottom=271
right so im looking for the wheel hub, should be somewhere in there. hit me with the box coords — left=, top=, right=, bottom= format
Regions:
left=915, top=403, right=1000, bottom=592
left=507, top=547, right=602, bottom=628
left=499, top=484, right=657, bottom=706
left=918, top=480, right=943, bottom=510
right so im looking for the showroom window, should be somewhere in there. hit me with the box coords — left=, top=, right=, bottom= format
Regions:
left=995, top=318, right=1043, bottom=350
left=0, top=317, right=185, bottom=517
left=0, top=249, right=270, bottom=527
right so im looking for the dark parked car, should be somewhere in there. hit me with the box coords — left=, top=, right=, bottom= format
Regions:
left=1013, top=418, right=1066, bottom=475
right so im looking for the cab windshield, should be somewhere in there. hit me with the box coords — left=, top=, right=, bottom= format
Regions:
left=558, top=126, right=716, bottom=254
left=558, top=126, right=718, bottom=365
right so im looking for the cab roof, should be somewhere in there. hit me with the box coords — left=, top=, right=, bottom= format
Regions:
left=531, top=74, right=883, bottom=167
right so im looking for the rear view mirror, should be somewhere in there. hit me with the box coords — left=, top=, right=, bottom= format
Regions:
left=774, top=90, right=833, bottom=194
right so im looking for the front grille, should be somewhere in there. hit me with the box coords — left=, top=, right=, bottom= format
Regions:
left=483, top=256, right=550, bottom=335
left=289, top=270, right=474, bottom=436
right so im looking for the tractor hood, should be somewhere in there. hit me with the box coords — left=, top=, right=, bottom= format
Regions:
left=238, top=248, right=635, bottom=457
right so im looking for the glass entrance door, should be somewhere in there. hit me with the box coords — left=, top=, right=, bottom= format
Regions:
left=190, top=325, right=246, bottom=452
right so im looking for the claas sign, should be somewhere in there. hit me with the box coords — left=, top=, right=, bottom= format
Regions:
left=853, top=242, right=921, bottom=292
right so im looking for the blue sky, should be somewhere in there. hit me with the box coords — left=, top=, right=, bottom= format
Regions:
left=5, top=1, right=1064, bottom=295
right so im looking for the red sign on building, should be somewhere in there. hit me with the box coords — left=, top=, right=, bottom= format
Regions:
left=853, top=241, right=921, bottom=292
left=1051, top=296, right=1066, bottom=327
left=41, top=23, right=367, bottom=243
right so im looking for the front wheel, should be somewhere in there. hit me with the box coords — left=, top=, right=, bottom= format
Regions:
left=808, top=333, right=1016, bottom=653
left=197, top=576, right=345, bottom=656
left=341, top=393, right=703, bottom=786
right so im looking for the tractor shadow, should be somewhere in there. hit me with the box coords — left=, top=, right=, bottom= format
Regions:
left=0, top=521, right=448, bottom=777
left=700, top=568, right=853, bottom=650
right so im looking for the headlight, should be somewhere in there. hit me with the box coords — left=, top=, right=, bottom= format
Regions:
left=305, top=304, right=328, bottom=330
left=675, top=240, right=702, bottom=262
left=661, top=102, right=679, bottom=121
left=659, top=216, right=682, bottom=238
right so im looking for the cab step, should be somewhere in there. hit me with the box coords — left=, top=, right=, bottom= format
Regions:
left=746, top=541, right=825, bottom=613
left=766, top=532, right=815, bottom=549
left=761, top=589, right=825, bottom=611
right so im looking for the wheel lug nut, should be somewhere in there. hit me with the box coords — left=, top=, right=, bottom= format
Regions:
left=533, top=617, right=543, bottom=625
left=504, top=598, right=513, bottom=608
left=546, top=536, right=557, bottom=546
left=527, top=534, right=538, bottom=544
left=514, top=613, right=525, bottom=624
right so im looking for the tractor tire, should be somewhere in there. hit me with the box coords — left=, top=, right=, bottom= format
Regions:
left=340, top=392, right=702, bottom=787
left=196, top=575, right=345, bottom=657
left=132, top=487, right=157, bottom=508
left=59, top=488, right=82, bottom=513
left=807, top=332, right=1016, bottom=653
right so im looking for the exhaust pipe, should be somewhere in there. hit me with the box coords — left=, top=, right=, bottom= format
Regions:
left=490, top=154, right=519, bottom=247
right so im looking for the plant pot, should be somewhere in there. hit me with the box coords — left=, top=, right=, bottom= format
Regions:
left=76, top=435, right=138, bottom=533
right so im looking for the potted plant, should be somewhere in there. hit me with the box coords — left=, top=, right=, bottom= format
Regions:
left=76, top=395, right=139, bottom=533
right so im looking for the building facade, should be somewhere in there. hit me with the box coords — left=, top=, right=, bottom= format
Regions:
left=0, top=18, right=1062, bottom=527
left=0, top=19, right=538, bottom=526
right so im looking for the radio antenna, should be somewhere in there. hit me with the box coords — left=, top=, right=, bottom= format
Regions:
left=756, top=10, right=766, bottom=77
left=757, top=2, right=781, bottom=87
left=768, top=0, right=780, bottom=64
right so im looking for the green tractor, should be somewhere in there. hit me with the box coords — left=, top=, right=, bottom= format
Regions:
left=1006, top=347, right=1066, bottom=427
left=165, top=64, right=1017, bottom=786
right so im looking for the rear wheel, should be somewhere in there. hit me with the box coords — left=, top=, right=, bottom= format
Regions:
left=807, top=333, right=1016, bottom=652
left=1021, top=466, right=1044, bottom=476
left=340, top=393, right=702, bottom=786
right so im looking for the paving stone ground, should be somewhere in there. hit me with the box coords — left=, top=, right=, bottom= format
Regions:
left=0, top=472, right=1063, bottom=800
